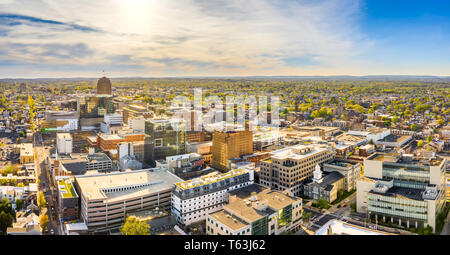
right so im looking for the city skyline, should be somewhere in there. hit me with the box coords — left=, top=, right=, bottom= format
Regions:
left=1, top=0, right=450, bottom=78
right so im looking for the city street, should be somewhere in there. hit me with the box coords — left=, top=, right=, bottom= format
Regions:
left=34, top=132, right=60, bottom=235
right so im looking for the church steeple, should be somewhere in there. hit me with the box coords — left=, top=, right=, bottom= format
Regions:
left=313, top=164, right=323, bottom=183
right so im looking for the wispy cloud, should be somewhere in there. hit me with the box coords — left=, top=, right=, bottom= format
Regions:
left=0, top=13, right=99, bottom=32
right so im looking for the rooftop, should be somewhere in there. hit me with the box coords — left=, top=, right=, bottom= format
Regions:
left=370, top=186, right=425, bottom=201
left=175, top=168, right=249, bottom=190
left=57, top=133, right=72, bottom=139
left=57, top=177, right=78, bottom=198
left=76, top=168, right=182, bottom=202
left=268, top=144, right=330, bottom=161
left=325, top=159, right=359, bottom=168
left=224, top=185, right=299, bottom=223
left=210, top=210, right=248, bottom=231
left=315, top=219, right=393, bottom=235
left=369, top=153, right=445, bottom=166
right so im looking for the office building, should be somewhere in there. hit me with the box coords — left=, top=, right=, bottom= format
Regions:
left=128, top=117, right=145, bottom=133
left=259, top=144, right=334, bottom=196
left=42, top=110, right=78, bottom=132
left=144, top=119, right=186, bottom=167
left=123, top=104, right=153, bottom=123
left=75, top=168, right=182, bottom=233
left=206, top=184, right=303, bottom=235
left=212, top=130, right=253, bottom=172
left=48, top=153, right=113, bottom=182
left=356, top=153, right=447, bottom=232
left=19, top=143, right=34, bottom=164
left=57, top=133, right=73, bottom=154
left=97, top=76, right=112, bottom=95
left=56, top=176, right=79, bottom=221
left=322, top=159, right=361, bottom=192
left=172, top=168, right=254, bottom=226
left=77, top=95, right=115, bottom=130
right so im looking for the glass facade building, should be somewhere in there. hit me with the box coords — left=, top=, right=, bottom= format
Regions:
left=78, top=95, right=115, bottom=119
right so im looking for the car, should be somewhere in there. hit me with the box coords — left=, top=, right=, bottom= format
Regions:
left=343, top=204, right=348, bottom=207
left=368, top=225, right=376, bottom=230
left=50, top=229, right=55, bottom=235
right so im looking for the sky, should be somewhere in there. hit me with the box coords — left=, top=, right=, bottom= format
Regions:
left=1, top=0, right=450, bottom=78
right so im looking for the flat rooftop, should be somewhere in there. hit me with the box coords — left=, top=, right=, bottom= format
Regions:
left=57, top=178, right=78, bottom=198
left=268, top=144, right=329, bottom=161
left=76, top=169, right=182, bottom=202
left=57, top=133, right=72, bottom=139
left=210, top=210, right=248, bottom=231
left=315, top=219, right=393, bottom=235
left=370, top=186, right=425, bottom=201
left=224, top=185, right=299, bottom=223
left=19, top=143, right=33, bottom=156
left=377, top=134, right=411, bottom=143
left=175, top=168, right=249, bottom=190
left=370, top=153, right=445, bottom=166
left=325, top=159, right=359, bottom=168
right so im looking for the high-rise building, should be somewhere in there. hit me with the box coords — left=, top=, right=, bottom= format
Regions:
left=144, top=119, right=186, bottom=167
left=356, top=153, right=447, bottom=232
left=96, top=76, right=112, bottom=95
left=211, top=131, right=253, bottom=172
left=77, top=95, right=115, bottom=130
left=259, top=144, right=334, bottom=196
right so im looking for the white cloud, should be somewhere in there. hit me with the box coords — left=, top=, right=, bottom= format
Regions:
left=0, top=0, right=373, bottom=77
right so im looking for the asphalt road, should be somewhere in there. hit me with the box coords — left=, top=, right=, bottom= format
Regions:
left=34, top=132, right=61, bottom=235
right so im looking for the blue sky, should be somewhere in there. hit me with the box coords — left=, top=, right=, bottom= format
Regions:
left=0, top=0, right=450, bottom=77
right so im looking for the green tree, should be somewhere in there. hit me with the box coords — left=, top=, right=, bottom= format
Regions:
left=0, top=198, right=14, bottom=216
left=120, top=216, right=150, bottom=235
left=410, top=124, right=418, bottom=131
left=15, top=198, right=23, bottom=211
left=426, top=135, right=432, bottom=143
left=303, top=212, right=312, bottom=223
left=0, top=211, right=13, bottom=234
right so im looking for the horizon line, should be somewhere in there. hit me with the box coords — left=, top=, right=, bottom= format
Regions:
left=2, top=74, right=450, bottom=80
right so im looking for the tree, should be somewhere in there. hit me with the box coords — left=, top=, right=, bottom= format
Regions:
left=303, top=212, right=312, bottom=223
left=417, top=140, right=424, bottom=148
left=0, top=198, right=14, bottom=216
left=0, top=211, right=13, bottom=234
left=426, top=135, right=432, bottom=143
left=410, top=124, right=418, bottom=131
left=38, top=192, right=46, bottom=210
left=120, top=216, right=150, bottom=235
left=15, top=198, right=23, bottom=211
left=40, top=214, right=49, bottom=233
left=2, top=164, right=17, bottom=176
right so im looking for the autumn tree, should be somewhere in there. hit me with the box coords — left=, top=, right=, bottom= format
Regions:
left=120, top=216, right=150, bottom=235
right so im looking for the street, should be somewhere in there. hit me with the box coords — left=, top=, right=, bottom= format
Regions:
left=33, top=132, right=61, bottom=235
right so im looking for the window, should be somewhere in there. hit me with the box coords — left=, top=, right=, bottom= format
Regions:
left=155, top=138, right=163, bottom=147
